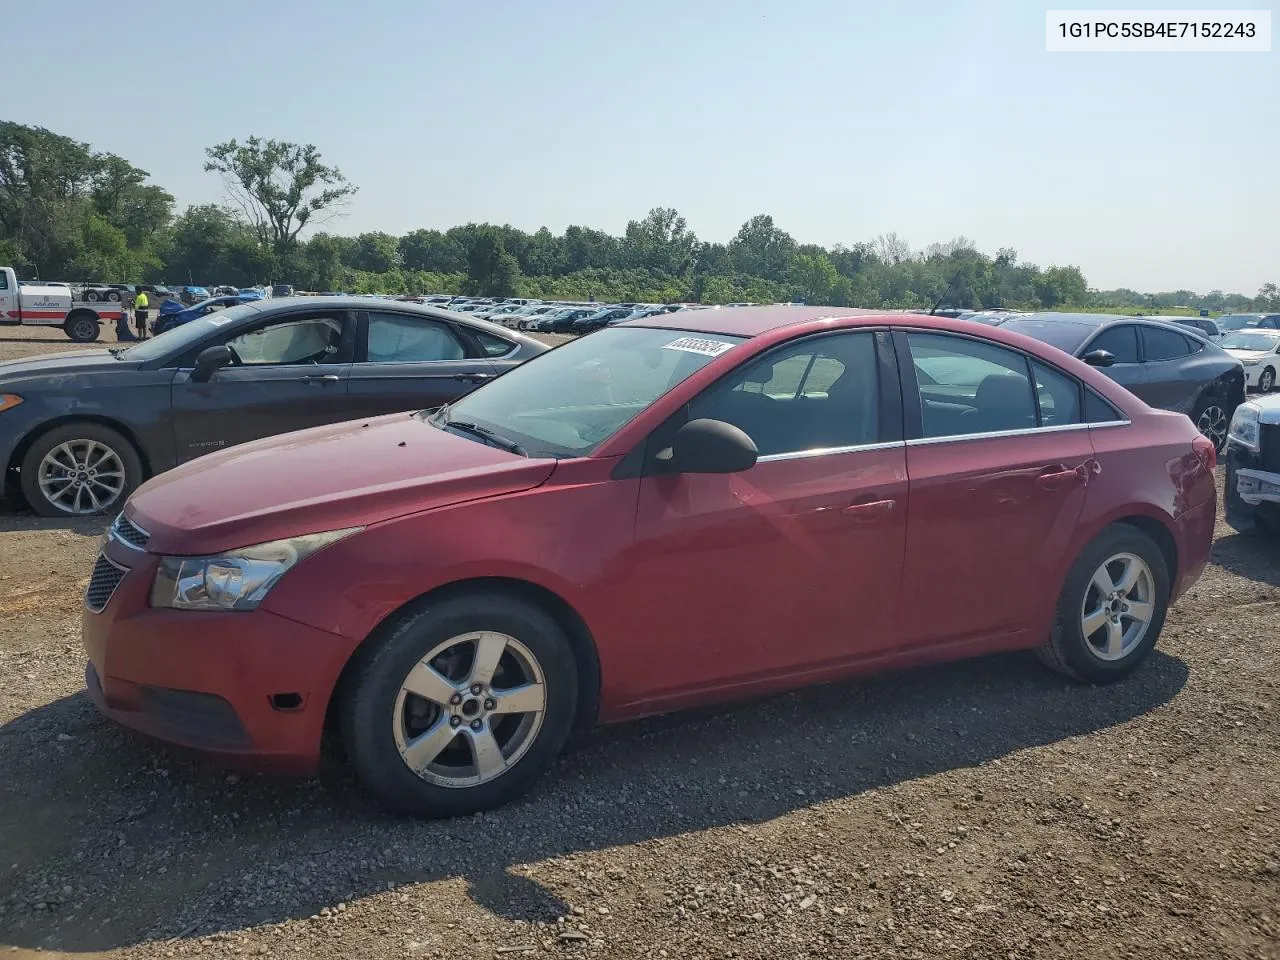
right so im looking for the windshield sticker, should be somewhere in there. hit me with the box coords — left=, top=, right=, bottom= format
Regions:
left=662, top=336, right=736, bottom=357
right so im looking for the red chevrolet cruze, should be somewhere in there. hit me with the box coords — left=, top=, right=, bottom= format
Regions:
left=82, top=307, right=1217, bottom=816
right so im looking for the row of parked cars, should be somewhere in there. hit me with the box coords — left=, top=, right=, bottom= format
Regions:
left=403, top=295, right=748, bottom=335
left=1, top=297, right=1271, bottom=819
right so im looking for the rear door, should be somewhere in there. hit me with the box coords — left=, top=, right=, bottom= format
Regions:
left=1137, top=325, right=1204, bottom=414
left=345, top=309, right=498, bottom=418
left=1082, top=324, right=1149, bottom=400
left=897, top=330, right=1097, bottom=653
left=170, top=308, right=354, bottom=461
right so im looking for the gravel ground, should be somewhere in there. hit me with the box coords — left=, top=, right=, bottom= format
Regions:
left=1, top=323, right=1278, bottom=960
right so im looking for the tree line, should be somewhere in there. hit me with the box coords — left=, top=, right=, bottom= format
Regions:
left=2, top=121, right=1275, bottom=313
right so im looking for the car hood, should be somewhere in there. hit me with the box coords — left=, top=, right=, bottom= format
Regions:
left=1224, top=349, right=1275, bottom=361
left=0, top=350, right=130, bottom=384
left=127, top=412, right=558, bottom=556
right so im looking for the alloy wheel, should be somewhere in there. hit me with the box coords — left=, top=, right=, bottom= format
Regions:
left=1260, top=368, right=1276, bottom=394
left=36, top=440, right=126, bottom=515
left=1080, top=552, right=1155, bottom=661
left=393, top=631, right=546, bottom=788
left=1196, top=404, right=1228, bottom=449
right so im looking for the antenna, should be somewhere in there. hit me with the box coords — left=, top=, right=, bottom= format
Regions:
left=929, top=269, right=966, bottom=316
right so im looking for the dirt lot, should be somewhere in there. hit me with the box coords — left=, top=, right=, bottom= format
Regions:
left=1, top=324, right=1278, bottom=960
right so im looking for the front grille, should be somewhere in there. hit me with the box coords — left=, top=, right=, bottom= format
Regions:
left=111, top=513, right=150, bottom=550
left=85, top=553, right=128, bottom=613
left=1261, top=423, right=1280, bottom=474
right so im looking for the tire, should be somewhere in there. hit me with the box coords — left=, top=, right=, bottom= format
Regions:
left=85, top=290, right=100, bottom=302
left=1259, top=367, right=1276, bottom=394
left=107, top=291, right=122, bottom=302
left=1037, top=524, right=1170, bottom=683
left=19, top=422, right=144, bottom=518
left=64, top=313, right=100, bottom=343
left=340, top=591, right=579, bottom=817
left=1191, top=394, right=1229, bottom=452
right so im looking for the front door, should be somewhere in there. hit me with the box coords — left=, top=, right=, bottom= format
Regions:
left=1083, top=324, right=1150, bottom=400
left=615, top=330, right=908, bottom=712
left=896, top=331, right=1096, bottom=651
left=170, top=310, right=354, bottom=462
left=345, top=310, right=497, bottom=418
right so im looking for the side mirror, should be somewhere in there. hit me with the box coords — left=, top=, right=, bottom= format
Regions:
left=669, top=418, right=758, bottom=474
left=191, top=344, right=233, bottom=383
left=1081, top=349, right=1117, bottom=368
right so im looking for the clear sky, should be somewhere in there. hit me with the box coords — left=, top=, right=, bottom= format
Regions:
left=10, top=0, right=1278, bottom=294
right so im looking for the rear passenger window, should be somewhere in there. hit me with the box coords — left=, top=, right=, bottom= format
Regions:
left=475, top=331, right=515, bottom=357
left=906, top=333, right=1037, bottom=438
left=1141, top=326, right=1194, bottom=361
left=1032, top=361, right=1081, bottom=426
left=1083, top=389, right=1122, bottom=423
left=1089, top=325, right=1139, bottom=363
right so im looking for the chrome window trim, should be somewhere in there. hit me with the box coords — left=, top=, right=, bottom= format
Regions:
left=757, top=440, right=903, bottom=463
left=905, top=419, right=1131, bottom=447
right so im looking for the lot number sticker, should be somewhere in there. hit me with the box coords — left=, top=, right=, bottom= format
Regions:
left=662, top=336, right=736, bottom=357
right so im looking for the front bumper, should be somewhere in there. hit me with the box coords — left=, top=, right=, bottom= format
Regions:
left=1224, top=446, right=1280, bottom=533
left=81, top=542, right=357, bottom=772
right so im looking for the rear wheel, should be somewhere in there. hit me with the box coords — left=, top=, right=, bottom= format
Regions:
left=340, top=591, right=579, bottom=817
left=19, top=423, right=143, bottom=517
left=1259, top=367, right=1276, bottom=394
left=106, top=290, right=122, bottom=302
left=1038, top=525, right=1170, bottom=683
left=1192, top=394, right=1229, bottom=452
left=85, top=290, right=100, bottom=302
left=64, top=312, right=100, bottom=343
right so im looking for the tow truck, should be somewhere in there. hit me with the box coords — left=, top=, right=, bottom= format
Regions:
left=0, top=266, right=125, bottom=342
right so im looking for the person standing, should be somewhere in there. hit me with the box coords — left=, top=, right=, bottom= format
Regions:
left=133, top=289, right=150, bottom=340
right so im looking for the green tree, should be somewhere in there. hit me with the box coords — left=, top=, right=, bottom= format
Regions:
left=463, top=229, right=521, bottom=297
left=622, top=207, right=697, bottom=275
left=204, top=137, right=356, bottom=254
left=787, top=252, right=839, bottom=304
left=1034, top=265, right=1088, bottom=308
left=351, top=231, right=401, bottom=273
left=399, top=229, right=465, bottom=273
left=729, top=214, right=796, bottom=282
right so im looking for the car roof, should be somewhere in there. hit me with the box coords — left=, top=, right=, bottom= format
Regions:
left=620, top=305, right=895, bottom=337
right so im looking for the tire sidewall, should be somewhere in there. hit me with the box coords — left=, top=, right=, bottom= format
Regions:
left=1053, top=527, right=1170, bottom=683
left=341, top=593, right=579, bottom=817
left=19, top=423, right=143, bottom=518
left=65, top=315, right=99, bottom=343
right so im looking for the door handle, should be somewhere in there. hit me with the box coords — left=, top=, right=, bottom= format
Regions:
left=842, top=498, right=896, bottom=522
left=451, top=372, right=493, bottom=382
left=301, top=374, right=340, bottom=384
left=1036, top=463, right=1088, bottom=491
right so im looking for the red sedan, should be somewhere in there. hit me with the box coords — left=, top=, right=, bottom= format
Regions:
left=82, top=307, right=1217, bottom=816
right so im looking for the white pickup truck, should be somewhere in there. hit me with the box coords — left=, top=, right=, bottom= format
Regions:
left=0, top=266, right=126, bottom=342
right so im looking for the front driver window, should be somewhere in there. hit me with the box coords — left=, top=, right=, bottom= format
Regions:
left=686, top=332, right=880, bottom=457
left=225, top=316, right=344, bottom=365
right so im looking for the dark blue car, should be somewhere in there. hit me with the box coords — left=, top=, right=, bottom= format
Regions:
left=154, top=295, right=258, bottom=334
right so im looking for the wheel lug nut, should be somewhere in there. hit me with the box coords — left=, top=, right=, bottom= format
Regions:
left=484, top=698, right=496, bottom=711
left=449, top=716, right=461, bottom=728
left=470, top=683, right=483, bottom=695
left=449, top=692, right=463, bottom=705
left=470, top=719, right=482, bottom=731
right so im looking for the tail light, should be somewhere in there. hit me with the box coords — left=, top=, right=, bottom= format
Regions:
left=1192, top=433, right=1216, bottom=472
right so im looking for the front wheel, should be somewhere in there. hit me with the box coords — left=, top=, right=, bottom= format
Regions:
left=340, top=591, right=579, bottom=817
left=85, top=290, right=100, bottom=302
left=1258, top=367, right=1276, bottom=394
left=19, top=423, right=143, bottom=517
left=1038, top=525, right=1170, bottom=683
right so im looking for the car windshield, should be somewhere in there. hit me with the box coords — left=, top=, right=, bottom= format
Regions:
left=1221, top=333, right=1280, bottom=351
left=120, top=303, right=260, bottom=361
left=1217, top=315, right=1259, bottom=331
left=433, top=326, right=747, bottom=457
left=996, top=318, right=1096, bottom=354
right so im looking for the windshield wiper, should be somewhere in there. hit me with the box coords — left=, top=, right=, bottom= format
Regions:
left=441, top=418, right=527, bottom=456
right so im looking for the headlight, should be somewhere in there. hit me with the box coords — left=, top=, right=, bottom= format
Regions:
left=1228, top=403, right=1261, bottom=452
left=149, top=527, right=362, bottom=611
left=0, top=394, right=23, bottom=413
left=1241, top=358, right=1260, bottom=366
